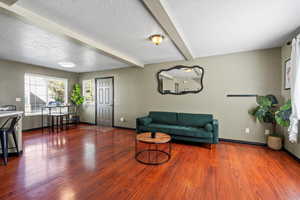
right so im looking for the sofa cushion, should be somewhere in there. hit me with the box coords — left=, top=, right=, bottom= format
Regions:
left=204, top=123, right=213, bottom=132
left=148, top=123, right=190, bottom=135
left=177, top=113, right=213, bottom=127
left=147, top=123, right=176, bottom=133
left=147, top=123, right=212, bottom=138
left=149, top=112, right=178, bottom=125
left=169, top=126, right=213, bottom=138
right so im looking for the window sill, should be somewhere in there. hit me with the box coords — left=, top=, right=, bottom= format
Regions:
left=83, top=102, right=95, bottom=105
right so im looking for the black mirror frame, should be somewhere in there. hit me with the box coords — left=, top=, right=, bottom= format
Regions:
left=157, top=65, right=204, bottom=95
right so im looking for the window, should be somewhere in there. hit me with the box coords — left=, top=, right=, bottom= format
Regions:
left=82, top=79, right=94, bottom=103
left=24, top=73, right=68, bottom=114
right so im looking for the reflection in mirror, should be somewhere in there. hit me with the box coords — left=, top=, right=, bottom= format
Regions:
left=157, top=65, right=204, bottom=95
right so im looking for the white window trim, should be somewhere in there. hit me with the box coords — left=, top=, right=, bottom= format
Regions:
left=82, top=79, right=94, bottom=104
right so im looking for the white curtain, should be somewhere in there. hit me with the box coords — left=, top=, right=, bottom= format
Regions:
left=288, top=35, right=300, bottom=143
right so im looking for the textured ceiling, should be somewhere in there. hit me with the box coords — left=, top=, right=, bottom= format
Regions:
left=0, top=0, right=299, bottom=72
left=16, top=0, right=183, bottom=65
left=0, top=9, right=129, bottom=72
left=163, top=0, right=300, bottom=57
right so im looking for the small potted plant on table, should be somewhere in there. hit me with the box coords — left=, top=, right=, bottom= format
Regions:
left=249, top=95, right=291, bottom=150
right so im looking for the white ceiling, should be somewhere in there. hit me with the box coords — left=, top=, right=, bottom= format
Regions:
left=0, top=9, right=129, bottom=72
left=163, top=0, right=300, bottom=57
left=0, top=0, right=299, bottom=72
left=16, top=0, right=183, bottom=64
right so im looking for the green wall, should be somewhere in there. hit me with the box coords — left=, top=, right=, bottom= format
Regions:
left=2, top=47, right=296, bottom=157
left=0, top=59, right=78, bottom=130
left=79, top=48, right=282, bottom=144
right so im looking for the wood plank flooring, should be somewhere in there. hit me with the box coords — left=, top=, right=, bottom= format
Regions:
left=0, top=125, right=300, bottom=200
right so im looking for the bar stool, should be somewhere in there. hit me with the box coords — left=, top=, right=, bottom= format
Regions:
left=0, top=115, right=21, bottom=165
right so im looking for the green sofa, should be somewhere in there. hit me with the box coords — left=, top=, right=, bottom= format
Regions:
left=136, top=112, right=219, bottom=145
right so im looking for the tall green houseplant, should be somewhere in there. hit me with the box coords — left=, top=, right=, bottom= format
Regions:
left=275, top=99, right=291, bottom=127
left=249, top=95, right=291, bottom=150
left=249, top=95, right=279, bottom=135
left=249, top=95, right=291, bottom=136
left=70, top=84, right=84, bottom=114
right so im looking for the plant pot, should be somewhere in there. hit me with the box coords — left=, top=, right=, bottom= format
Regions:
left=267, top=135, right=282, bottom=150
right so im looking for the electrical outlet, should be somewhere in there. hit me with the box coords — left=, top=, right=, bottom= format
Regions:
left=16, top=97, right=22, bottom=102
left=265, top=129, right=270, bottom=135
left=245, top=128, right=250, bottom=134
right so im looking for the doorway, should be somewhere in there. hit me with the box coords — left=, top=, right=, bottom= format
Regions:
left=95, top=77, right=114, bottom=127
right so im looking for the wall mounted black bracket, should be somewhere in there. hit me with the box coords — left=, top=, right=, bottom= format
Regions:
left=227, top=94, right=257, bottom=97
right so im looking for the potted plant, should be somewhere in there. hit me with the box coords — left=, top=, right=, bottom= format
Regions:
left=271, top=100, right=291, bottom=150
left=275, top=100, right=291, bottom=127
left=70, top=84, right=84, bottom=119
left=249, top=95, right=290, bottom=150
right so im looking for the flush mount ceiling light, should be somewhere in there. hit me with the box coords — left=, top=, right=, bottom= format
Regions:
left=184, top=68, right=193, bottom=72
left=149, top=34, right=164, bottom=45
left=59, top=61, right=76, bottom=68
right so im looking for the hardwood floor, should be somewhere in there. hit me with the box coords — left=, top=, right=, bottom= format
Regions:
left=0, top=125, right=300, bottom=200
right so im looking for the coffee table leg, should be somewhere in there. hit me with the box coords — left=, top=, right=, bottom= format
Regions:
left=135, top=133, right=172, bottom=165
left=156, top=143, right=158, bottom=163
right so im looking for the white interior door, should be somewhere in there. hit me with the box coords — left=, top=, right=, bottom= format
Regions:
left=96, top=78, right=113, bottom=126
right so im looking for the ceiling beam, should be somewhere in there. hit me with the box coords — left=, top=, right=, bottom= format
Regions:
left=0, top=2, right=144, bottom=68
left=142, top=0, right=194, bottom=60
left=0, top=0, right=18, bottom=6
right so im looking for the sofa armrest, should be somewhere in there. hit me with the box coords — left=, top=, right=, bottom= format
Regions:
left=136, top=116, right=152, bottom=133
left=204, top=123, right=213, bottom=132
left=212, top=119, right=219, bottom=144
left=138, top=116, right=152, bottom=126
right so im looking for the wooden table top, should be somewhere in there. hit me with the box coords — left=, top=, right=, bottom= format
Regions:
left=136, top=132, right=171, bottom=144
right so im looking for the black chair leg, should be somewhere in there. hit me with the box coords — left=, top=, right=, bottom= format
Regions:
left=11, top=130, right=19, bottom=155
left=51, top=116, right=54, bottom=132
left=0, top=134, right=4, bottom=165
left=66, top=115, right=69, bottom=130
left=47, top=116, right=49, bottom=133
left=0, top=132, right=8, bottom=165
left=5, top=131, right=8, bottom=164
left=56, top=117, right=59, bottom=132
left=60, top=116, right=63, bottom=130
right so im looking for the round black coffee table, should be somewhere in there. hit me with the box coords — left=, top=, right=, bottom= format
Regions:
left=135, top=132, right=171, bottom=165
